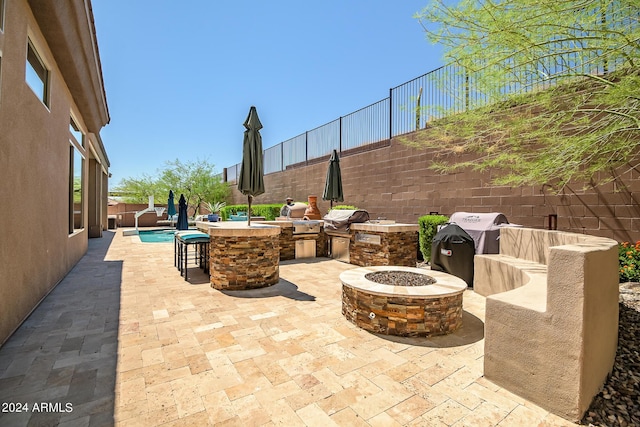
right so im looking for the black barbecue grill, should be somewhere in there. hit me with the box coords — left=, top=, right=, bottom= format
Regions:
left=449, top=212, right=511, bottom=254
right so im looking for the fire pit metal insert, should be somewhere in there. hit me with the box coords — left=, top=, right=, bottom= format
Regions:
left=365, top=270, right=437, bottom=287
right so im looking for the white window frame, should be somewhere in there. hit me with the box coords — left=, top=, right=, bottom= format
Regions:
left=26, top=38, right=49, bottom=107
left=69, top=143, right=85, bottom=234
left=70, top=116, right=85, bottom=148
left=0, top=0, right=5, bottom=33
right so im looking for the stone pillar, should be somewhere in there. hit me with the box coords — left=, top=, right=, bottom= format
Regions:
left=208, top=224, right=280, bottom=290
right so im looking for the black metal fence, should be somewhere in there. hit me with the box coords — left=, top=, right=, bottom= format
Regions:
left=225, top=1, right=635, bottom=183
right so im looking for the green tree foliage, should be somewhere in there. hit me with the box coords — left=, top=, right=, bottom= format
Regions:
left=113, top=174, right=159, bottom=203
left=411, top=0, right=640, bottom=190
left=158, top=159, right=230, bottom=214
left=113, top=158, right=230, bottom=214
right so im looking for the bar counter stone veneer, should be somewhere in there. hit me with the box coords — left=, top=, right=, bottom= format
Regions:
left=201, top=222, right=281, bottom=290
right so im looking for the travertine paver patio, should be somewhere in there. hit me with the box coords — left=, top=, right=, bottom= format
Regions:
left=0, top=229, right=577, bottom=426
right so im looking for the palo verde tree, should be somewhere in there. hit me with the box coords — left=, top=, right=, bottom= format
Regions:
left=113, top=174, right=160, bottom=203
left=409, top=0, right=640, bottom=190
left=114, top=158, right=230, bottom=215
left=157, top=158, right=231, bottom=215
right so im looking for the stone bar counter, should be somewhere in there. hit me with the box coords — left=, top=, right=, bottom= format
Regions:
left=348, top=222, right=419, bottom=267
left=196, top=221, right=280, bottom=290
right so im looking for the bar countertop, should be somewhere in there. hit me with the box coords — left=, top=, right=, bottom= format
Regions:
left=195, top=221, right=280, bottom=236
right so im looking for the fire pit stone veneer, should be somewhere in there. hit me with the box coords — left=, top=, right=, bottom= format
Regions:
left=340, top=266, right=467, bottom=337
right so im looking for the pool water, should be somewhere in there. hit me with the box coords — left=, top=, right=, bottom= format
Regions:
left=139, top=230, right=176, bottom=243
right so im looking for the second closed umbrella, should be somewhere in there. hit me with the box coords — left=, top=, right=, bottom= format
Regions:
left=237, top=106, right=265, bottom=226
left=176, top=194, right=189, bottom=230
left=322, top=149, right=343, bottom=208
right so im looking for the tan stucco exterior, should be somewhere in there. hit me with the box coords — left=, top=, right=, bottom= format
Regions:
left=475, top=228, right=619, bottom=421
left=0, top=0, right=110, bottom=345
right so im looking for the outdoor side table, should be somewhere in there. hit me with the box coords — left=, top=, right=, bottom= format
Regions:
left=174, top=231, right=210, bottom=281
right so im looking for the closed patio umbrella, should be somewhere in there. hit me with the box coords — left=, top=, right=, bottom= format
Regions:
left=237, top=106, right=265, bottom=226
left=322, top=149, right=344, bottom=208
left=167, top=190, right=176, bottom=225
left=176, top=194, right=189, bottom=230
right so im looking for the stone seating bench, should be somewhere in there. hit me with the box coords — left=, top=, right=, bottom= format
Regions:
left=474, top=227, right=619, bottom=422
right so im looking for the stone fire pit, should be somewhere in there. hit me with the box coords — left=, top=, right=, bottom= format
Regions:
left=340, top=266, right=467, bottom=337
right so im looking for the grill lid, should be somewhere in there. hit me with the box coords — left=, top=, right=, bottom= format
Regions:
left=323, top=209, right=369, bottom=232
left=448, top=212, right=511, bottom=254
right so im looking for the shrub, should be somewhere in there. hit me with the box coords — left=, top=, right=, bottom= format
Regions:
left=330, top=205, right=358, bottom=211
left=418, top=214, right=450, bottom=262
left=619, top=241, right=640, bottom=282
left=220, top=204, right=282, bottom=221
left=251, top=204, right=282, bottom=220
left=220, top=204, right=245, bottom=220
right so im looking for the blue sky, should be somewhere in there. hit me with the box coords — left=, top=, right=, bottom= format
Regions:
left=92, top=1, right=444, bottom=186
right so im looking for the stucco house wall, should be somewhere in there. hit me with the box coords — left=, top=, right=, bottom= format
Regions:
left=0, top=0, right=110, bottom=345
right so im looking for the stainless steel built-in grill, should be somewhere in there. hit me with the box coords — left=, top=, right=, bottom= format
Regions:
left=292, top=220, right=321, bottom=235
left=292, top=220, right=321, bottom=259
left=322, top=209, right=370, bottom=263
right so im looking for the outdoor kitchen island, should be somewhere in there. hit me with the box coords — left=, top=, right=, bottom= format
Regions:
left=255, top=220, right=327, bottom=260
left=328, top=222, right=420, bottom=267
left=256, top=219, right=419, bottom=265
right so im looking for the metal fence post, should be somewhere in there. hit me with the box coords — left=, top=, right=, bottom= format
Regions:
left=465, top=69, right=470, bottom=111
left=339, top=116, right=342, bottom=152
left=305, top=131, right=308, bottom=163
left=389, top=88, right=393, bottom=139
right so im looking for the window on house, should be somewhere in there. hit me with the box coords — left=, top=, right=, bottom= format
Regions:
left=70, top=118, right=84, bottom=147
left=69, top=145, right=84, bottom=233
left=0, top=0, right=5, bottom=32
left=26, top=40, right=48, bottom=106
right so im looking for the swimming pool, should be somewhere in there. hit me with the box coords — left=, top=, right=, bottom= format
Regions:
left=138, top=229, right=176, bottom=243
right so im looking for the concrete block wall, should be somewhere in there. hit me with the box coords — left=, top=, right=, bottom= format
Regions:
left=230, top=135, right=640, bottom=242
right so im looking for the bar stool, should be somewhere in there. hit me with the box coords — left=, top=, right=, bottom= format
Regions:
left=174, top=231, right=210, bottom=281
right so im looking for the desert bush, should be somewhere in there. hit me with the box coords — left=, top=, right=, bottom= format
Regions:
left=418, top=214, right=450, bottom=261
left=330, top=205, right=358, bottom=211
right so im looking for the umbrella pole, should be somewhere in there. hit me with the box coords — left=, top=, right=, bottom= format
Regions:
left=248, top=195, right=252, bottom=226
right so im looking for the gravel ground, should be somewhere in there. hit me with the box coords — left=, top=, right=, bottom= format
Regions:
left=581, top=282, right=640, bottom=427
left=365, top=271, right=437, bottom=287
